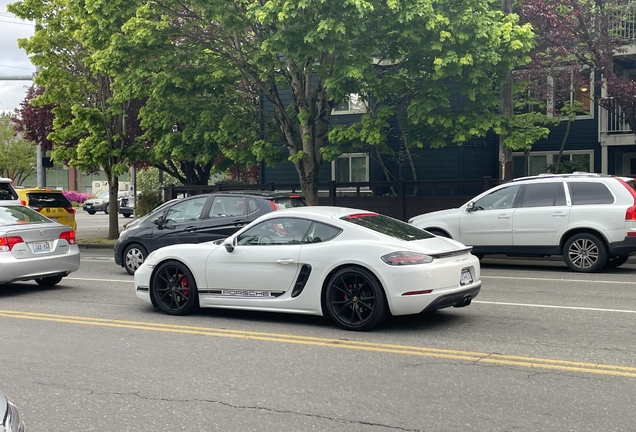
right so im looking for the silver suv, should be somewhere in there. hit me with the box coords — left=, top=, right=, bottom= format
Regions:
left=408, top=173, right=636, bottom=272
left=0, top=177, right=19, bottom=202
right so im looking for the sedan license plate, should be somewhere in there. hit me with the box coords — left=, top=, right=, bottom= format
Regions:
left=460, top=268, right=473, bottom=286
left=33, top=240, right=52, bottom=253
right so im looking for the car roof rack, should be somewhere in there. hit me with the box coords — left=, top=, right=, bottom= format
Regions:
left=512, top=172, right=611, bottom=182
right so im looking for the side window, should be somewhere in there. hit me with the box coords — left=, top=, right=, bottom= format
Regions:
left=306, top=222, right=341, bottom=243
left=473, top=185, right=521, bottom=210
left=520, top=183, right=565, bottom=208
left=569, top=182, right=614, bottom=205
left=0, top=183, right=18, bottom=200
left=209, top=196, right=247, bottom=218
left=237, top=218, right=312, bottom=245
left=164, top=197, right=207, bottom=223
left=247, top=198, right=259, bottom=214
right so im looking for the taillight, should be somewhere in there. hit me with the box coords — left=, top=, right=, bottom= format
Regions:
left=268, top=200, right=279, bottom=211
left=617, top=178, right=636, bottom=220
left=381, top=251, right=433, bottom=265
left=20, top=200, right=27, bottom=206
left=31, top=206, right=43, bottom=213
left=65, top=207, right=76, bottom=214
left=0, top=236, right=24, bottom=252
left=59, top=231, right=77, bottom=244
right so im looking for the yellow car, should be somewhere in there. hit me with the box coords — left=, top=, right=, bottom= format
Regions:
left=16, top=188, right=77, bottom=231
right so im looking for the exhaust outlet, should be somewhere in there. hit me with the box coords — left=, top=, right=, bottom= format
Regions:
left=455, top=295, right=472, bottom=307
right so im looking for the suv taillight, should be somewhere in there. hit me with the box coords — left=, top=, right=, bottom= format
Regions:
left=65, top=207, right=76, bottom=214
left=268, top=200, right=279, bottom=211
left=0, top=235, right=24, bottom=252
left=617, top=179, right=636, bottom=220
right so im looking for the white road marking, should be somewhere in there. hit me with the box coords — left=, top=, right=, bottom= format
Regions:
left=474, top=300, right=636, bottom=314
left=482, top=275, right=635, bottom=285
left=66, top=277, right=131, bottom=283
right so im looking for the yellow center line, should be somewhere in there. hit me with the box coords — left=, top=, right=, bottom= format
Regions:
left=2, top=309, right=635, bottom=378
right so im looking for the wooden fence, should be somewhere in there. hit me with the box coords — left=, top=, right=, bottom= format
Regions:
left=164, top=178, right=500, bottom=221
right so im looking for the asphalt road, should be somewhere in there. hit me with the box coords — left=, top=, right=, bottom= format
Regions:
left=1, top=249, right=636, bottom=431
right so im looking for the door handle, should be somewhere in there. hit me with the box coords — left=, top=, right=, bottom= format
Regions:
left=276, top=259, right=295, bottom=265
left=498, top=214, right=511, bottom=219
left=184, top=226, right=198, bottom=232
left=232, top=219, right=247, bottom=226
left=552, top=212, right=567, bottom=217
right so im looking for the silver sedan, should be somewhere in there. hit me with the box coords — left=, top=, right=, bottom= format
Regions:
left=0, top=203, right=80, bottom=286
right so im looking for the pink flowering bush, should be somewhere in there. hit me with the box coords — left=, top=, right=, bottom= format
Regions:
left=63, top=190, right=92, bottom=204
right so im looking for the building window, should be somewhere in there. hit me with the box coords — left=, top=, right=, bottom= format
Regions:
left=332, top=153, right=369, bottom=182
left=512, top=151, right=593, bottom=178
left=547, top=70, right=593, bottom=119
left=333, top=94, right=367, bottom=115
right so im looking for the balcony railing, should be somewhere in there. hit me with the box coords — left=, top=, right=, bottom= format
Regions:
left=599, top=98, right=633, bottom=134
left=611, top=6, right=636, bottom=43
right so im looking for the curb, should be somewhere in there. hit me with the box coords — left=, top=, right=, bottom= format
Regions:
left=78, top=243, right=115, bottom=249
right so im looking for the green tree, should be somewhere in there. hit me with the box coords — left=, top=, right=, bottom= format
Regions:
left=106, top=0, right=534, bottom=204
left=0, top=114, right=36, bottom=185
left=9, top=0, right=147, bottom=239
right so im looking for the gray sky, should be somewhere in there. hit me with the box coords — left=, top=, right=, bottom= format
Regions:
left=0, top=0, right=35, bottom=114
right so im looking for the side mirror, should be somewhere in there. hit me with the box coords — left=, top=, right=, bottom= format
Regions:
left=466, top=202, right=475, bottom=212
left=152, top=216, right=163, bottom=226
left=224, top=237, right=235, bottom=253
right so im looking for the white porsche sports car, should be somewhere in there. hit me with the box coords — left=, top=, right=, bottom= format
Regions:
left=134, top=206, right=481, bottom=331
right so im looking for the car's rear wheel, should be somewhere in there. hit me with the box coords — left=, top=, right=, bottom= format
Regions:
left=123, top=213, right=131, bottom=218
left=35, top=274, right=64, bottom=287
left=124, top=244, right=147, bottom=275
left=604, top=255, right=629, bottom=269
left=325, top=267, right=387, bottom=331
left=151, top=261, right=199, bottom=315
left=563, top=233, right=607, bottom=273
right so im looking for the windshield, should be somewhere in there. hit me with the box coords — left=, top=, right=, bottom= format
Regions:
left=97, top=192, right=109, bottom=199
left=341, top=213, right=435, bottom=241
left=0, top=205, right=53, bottom=226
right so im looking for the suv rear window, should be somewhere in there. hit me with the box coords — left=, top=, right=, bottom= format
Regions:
left=26, top=192, right=72, bottom=207
left=342, top=213, right=434, bottom=241
left=568, top=182, right=614, bottom=205
left=0, top=182, right=18, bottom=201
left=272, top=197, right=308, bottom=209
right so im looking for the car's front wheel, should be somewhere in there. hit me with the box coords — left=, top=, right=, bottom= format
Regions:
left=563, top=233, right=607, bottom=273
left=325, top=266, right=387, bottom=331
left=104, top=204, right=109, bottom=214
left=35, top=274, right=64, bottom=287
left=123, top=244, right=147, bottom=275
left=151, top=261, right=199, bottom=315
left=87, top=211, right=96, bottom=215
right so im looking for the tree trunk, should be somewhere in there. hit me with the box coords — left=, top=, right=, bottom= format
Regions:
left=554, top=119, right=572, bottom=174
left=108, top=171, right=120, bottom=240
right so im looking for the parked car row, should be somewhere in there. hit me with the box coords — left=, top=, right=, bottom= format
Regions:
left=82, top=191, right=131, bottom=215
left=409, top=173, right=636, bottom=272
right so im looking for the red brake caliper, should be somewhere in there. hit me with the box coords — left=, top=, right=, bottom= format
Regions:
left=180, top=274, right=189, bottom=297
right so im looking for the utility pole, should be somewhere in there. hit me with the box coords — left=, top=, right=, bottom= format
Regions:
left=0, top=72, right=46, bottom=187
left=500, top=0, right=514, bottom=181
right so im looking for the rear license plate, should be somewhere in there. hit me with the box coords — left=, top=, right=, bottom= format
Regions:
left=33, top=241, right=52, bottom=253
left=460, top=268, right=473, bottom=286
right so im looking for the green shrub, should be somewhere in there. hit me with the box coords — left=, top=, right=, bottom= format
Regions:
left=136, top=190, right=163, bottom=217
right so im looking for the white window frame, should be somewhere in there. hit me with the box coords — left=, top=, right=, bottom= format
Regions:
left=332, top=93, right=367, bottom=115
left=512, top=150, right=594, bottom=177
left=331, top=153, right=370, bottom=183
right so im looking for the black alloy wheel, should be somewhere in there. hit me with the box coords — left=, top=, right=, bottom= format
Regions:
left=604, top=255, right=629, bottom=269
left=35, top=274, right=64, bottom=287
left=124, top=244, right=148, bottom=275
left=563, top=233, right=607, bottom=273
left=151, top=261, right=199, bottom=315
left=325, top=267, right=387, bottom=331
